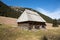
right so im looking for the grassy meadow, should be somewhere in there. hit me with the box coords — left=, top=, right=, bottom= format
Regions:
left=0, top=1, right=60, bottom=40
left=0, top=24, right=60, bottom=40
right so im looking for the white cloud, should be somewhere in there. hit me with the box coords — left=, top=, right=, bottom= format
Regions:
left=36, top=8, right=60, bottom=19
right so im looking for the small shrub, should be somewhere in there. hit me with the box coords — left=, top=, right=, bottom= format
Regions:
left=43, top=36, right=48, bottom=40
left=0, top=23, right=2, bottom=25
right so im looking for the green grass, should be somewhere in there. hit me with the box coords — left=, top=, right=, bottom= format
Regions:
left=0, top=24, right=60, bottom=40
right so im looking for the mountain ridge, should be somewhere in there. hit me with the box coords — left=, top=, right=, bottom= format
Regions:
left=0, top=1, right=53, bottom=23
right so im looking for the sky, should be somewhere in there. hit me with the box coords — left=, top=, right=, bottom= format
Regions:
left=1, top=0, right=60, bottom=19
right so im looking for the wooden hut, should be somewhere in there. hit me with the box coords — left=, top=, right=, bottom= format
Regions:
left=17, top=9, right=46, bottom=30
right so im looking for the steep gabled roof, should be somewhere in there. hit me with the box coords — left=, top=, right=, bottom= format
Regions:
left=17, top=9, right=46, bottom=22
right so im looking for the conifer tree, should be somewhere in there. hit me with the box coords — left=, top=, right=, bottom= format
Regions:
left=52, top=19, right=58, bottom=27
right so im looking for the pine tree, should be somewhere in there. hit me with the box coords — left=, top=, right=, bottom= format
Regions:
left=52, top=19, right=58, bottom=27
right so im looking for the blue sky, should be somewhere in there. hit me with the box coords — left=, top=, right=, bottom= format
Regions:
left=1, top=0, right=60, bottom=19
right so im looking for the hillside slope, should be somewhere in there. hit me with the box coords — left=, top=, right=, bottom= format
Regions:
left=0, top=1, right=53, bottom=23
left=0, top=16, right=17, bottom=27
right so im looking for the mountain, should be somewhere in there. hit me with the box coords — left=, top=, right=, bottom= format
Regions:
left=0, top=1, right=53, bottom=23
left=0, top=1, right=23, bottom=18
